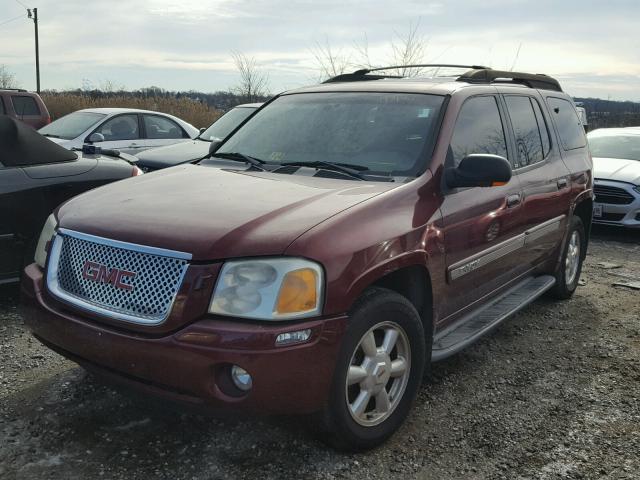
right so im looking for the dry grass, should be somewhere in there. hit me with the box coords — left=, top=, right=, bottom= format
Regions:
left=41, top=93, right=223, bottom=129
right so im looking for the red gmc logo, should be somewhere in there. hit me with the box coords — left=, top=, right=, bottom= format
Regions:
left=81, top=260, right=136, bottom=291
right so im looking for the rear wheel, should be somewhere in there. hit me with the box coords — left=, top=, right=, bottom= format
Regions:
left=550, top=216, right=585, bottom=299
left=317, top=288, right=425, bottom=451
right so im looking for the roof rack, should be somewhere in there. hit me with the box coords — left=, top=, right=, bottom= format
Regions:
left=458, top=68, right=562, bottom=92
left=0, top=88, right=28, bottom=92
left=323, top=65, right=563, bottom=92
left=323, top=64, right=488, bottom=84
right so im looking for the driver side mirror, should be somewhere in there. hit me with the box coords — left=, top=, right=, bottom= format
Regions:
left=208, top=139, right=222, bottom=156
left=86, top=132, right=105, bottom=144
left=445, top=154, right=512, bottom=189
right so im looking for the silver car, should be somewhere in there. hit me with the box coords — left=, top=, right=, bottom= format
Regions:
left=587, top=128, right=640, bottom=228
left=39, top=108, right=199, bottom=154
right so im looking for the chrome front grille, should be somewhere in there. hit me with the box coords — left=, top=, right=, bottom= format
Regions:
left=47, top=229, right=191, bottom=325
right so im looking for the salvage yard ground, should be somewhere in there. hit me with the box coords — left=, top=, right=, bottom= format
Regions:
left=1, top=226, right=639, bottom=480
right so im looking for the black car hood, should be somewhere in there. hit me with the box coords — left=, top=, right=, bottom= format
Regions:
left=136, top=139, right=209, bottom=170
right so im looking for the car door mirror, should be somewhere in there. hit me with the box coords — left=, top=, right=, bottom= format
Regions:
left=445, top=154, right=512, bottom=189
left=199, top=127, right=206, bottom=134
left=208, top=139, right=222, bottom=156
left=86, top=132, right=105, bottom=144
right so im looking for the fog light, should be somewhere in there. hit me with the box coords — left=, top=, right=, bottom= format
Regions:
left=275, top=329, right=312, bottom=346
left=230, top=365, right=252, bottom=392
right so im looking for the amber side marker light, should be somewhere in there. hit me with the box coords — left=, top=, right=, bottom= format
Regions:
left=492, top=181, right=507, bottom=187
left=275, top=268, right=318, bottom=315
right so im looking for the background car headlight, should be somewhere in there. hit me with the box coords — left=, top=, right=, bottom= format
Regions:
left=34, top=214, right=57, bottom=268
left=209, top=258, right=323, bottom=320
left=633, top=185, right=640, bottom=195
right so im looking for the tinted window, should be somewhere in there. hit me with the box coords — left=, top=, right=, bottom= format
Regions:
left=96, top=114, right=140, bottom=141
left=450, top=96, right=508, bottom=167
left=531, top=98, right=551, bottom=157
left=39, top=111, right=106, bottom=139
left=0, top=97, right=5, bottom=115
left=587, top=134, right=640, bottom=161
left=218, top=93, right=445, bottom=178
left=200, top=107, right=256, bottom=141
left=547, top=97, right=586, bottom=150
left=11, top=96, right=40, bottom=116
left=505, top=96, right=544, bottom=168
left=143, top=115, right=186, bottom=139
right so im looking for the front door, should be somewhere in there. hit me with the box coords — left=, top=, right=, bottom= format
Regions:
left=93, top=114, right=145, bottom=154
left=438, top=95, right=525, bottom=324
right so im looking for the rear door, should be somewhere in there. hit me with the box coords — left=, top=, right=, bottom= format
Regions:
left=141, top=114, right=189, bottom=150
left=438, top=94, right=525, bottom=322
left=501, top=93, right=572, bottom=268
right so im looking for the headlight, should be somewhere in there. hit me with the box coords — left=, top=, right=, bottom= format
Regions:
left=34, top=214, right=58, bottom=268
left=209, top=258, right=323, bottom=320
left=633, top=185, right=640, bottom=195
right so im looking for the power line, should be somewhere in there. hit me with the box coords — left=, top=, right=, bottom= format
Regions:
left=0, top=13, right=26, bottom=28
left=14, top=0, right=29, bottom=10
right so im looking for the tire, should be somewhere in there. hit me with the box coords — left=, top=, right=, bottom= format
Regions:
left=316, top=287, right=425, bottom=451
left=550, top=216, right=585, bottom=300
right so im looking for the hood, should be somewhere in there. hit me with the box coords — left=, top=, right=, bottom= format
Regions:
left=44, top=136, right=70, bottom=147
left=56, top=164, right=398, bottom=260
left=136, top=139, right=209, bottom=169
left=593, top=157, right=640, bottom=185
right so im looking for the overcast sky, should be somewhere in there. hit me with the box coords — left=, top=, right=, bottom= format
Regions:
left=1, top=0, right=639, bottom=100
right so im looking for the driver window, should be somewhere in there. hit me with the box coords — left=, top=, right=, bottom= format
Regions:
left=96, top=115, right=140, bottom=141
left=449, top=96, right=508, bottom=167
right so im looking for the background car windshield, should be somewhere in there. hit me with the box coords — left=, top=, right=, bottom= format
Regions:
left=588, top=134, right=640, bottom=161
left=39, top=112, right=106, bottom=140
left=199, top=107, right=256, bottom=141
left=218, top=93, right=444, bottom=176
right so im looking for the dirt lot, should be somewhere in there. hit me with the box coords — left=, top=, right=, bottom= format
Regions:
left=1, top=226, right=639, bottom=480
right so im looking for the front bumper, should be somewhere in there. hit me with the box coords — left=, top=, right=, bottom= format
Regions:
left=593, top=180, right=640, bottom=228
left=21, top=264, right=347, bottom=415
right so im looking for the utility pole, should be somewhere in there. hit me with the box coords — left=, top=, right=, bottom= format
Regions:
left=27, top=8, right=40, bottom=93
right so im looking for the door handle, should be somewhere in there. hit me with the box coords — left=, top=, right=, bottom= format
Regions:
left=557, top=178, right=568, bottom=189
left=506, top=194, right=521, bottom=208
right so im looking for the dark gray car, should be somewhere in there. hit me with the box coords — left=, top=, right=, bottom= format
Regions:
left=136, top=103, right=261, bottom=172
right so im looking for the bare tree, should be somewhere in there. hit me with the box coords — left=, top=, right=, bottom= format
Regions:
left=231, top=51, right=269, bottom=102
left=0, top=65, right=19, bottom=89
left=389, top=22, right=428, bottom=77
left=311, top=37, right=352, bottom=81
left=353, top=33, right=374, bottom=70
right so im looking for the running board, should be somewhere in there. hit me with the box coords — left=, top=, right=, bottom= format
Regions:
left=432, top=275, right=555, bottom=361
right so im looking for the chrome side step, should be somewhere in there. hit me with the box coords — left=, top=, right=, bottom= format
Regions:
left=432, top=275, right=556, bottom=362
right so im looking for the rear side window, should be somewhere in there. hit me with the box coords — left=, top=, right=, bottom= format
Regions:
left=546, top=97, right=586, bottom=150
left=531, top=99, right=551, bottom=157
left=143, top=114, right=187, bottom=139
left=11, top=95, right=40, bottom=116
left=450, top=96, right=508, bottom=167
left=505, top=96, right=544, bottom=168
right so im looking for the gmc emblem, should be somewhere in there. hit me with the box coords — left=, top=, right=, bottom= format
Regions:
left=81, top=260, right=136, bottom=291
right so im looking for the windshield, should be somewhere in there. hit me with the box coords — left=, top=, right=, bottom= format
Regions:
left=588, top=134, right=640, bottom=161
left=39, top=112, right=106, bottom=140
left=217, top=92, right=445, bottom=178
left=199, top=107, right=257, bottom=141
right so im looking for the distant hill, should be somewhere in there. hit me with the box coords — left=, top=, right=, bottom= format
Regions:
left=574, top=97, right=640, bottom=129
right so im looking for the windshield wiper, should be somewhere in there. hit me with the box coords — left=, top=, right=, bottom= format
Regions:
left=212, top=152, right=266, bottom=171
left=281, top=161, right=367, bottom=181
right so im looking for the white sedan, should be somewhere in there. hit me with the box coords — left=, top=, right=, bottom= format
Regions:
left=39, top=108, right=199, bottom=154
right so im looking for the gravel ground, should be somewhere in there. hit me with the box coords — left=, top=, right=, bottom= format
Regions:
left=1, top=225, right=639, bottom=480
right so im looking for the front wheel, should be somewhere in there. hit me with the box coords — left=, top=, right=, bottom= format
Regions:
left=316, top=288, right=425, bottom=451
left=550, top=216, right=585, bottom=299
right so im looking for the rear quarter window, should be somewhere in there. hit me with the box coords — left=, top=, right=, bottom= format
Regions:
left=11, top=95, right=41, bottom=116
left=546, top=97, right=586, bottom=150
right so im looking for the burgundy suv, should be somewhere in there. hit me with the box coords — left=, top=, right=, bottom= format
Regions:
left=21, top=65, right=593, bottom=450
left=0, top=89, right=50, bottom=129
